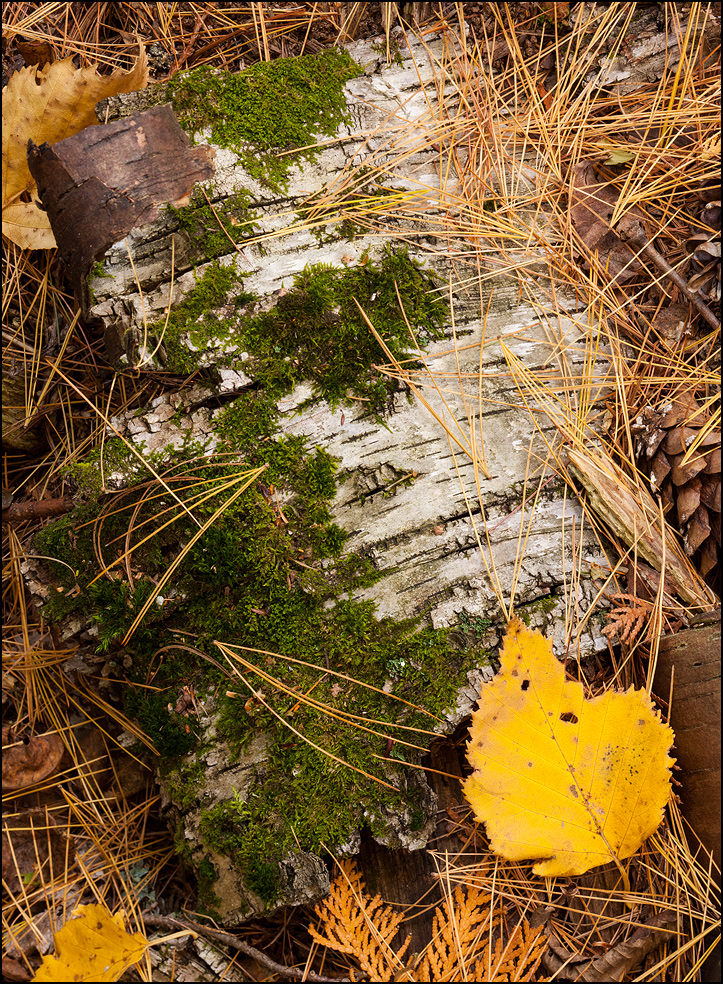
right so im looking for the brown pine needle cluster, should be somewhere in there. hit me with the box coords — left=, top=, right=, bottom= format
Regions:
left=309, top=860, right=548, bottom=982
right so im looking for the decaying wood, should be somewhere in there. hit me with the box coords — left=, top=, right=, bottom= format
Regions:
left=354, top=738, right=470, bottom=955
left=27, top=105, right=215, bottom=319
left=653, top=612, right=722, bottom=872
left=567, top=448, right=717, bottom=609
left=2, top=496, right=75, bottom=524
left=76, top=28, right=612, bottom=921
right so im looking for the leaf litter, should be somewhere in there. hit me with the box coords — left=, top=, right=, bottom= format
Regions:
left=2, top=45, right=148, bottom=249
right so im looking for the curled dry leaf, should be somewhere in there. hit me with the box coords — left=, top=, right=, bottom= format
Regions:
left=569, top=160, right=643, bottom=283
left=543, top=910, right=678, bottom=982
left=2, top=726, right=64, bottom=790
left=1, top=955, right=30, bottom=981
left=15, top=38, right=56, bottom=70
left=464, top=619, right=675, bottom=877
left=2, top=46, right=148, bottom=249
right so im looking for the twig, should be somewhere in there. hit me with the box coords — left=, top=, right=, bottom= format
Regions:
left=617, top=215, right=721, bottom=331
left=2, top=497, right=75, bottom=524
left=141, top=912, right=350, bottom=982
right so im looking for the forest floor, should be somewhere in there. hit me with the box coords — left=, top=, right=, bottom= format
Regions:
left=2, top=3, right=721, bottom=981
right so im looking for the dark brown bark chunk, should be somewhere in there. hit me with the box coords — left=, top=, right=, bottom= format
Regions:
left=27, top=104, right=214, bottom=317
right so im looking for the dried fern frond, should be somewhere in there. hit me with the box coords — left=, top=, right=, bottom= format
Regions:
left=473, top=919, right=549, bottom=983
left=310, top=860, right=547, bottom=982
left=415, top=881, right=496, bottom=981
left=603, top=591, right=652, bottom=644
left=309, top=859, right=411, bottom=982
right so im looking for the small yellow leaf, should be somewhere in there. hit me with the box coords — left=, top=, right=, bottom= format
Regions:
left=1, top=199, right=55, bottom=250
left=32, top=903, right=149, bottom=982
left=464, top=618, right=675, bottom=876
left=2, top=48, right=148, bottom=249
left=592, top=138, right=636, bottom=165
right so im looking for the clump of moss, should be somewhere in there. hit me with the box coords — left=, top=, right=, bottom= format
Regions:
left=34, top=415, right=487, bottom=908
left=168, top=186, right=260, bottom=260
left=164, top=761, right=207, bottom=811
left=63, top=437, right=156, bottom=503
left=167, top=48, right=360, bottom=191
left=516, top=595, right=559, bottom=626
left=158, top=245, right=445, bottom=418
left=199, top=797, right=282, bottom=905
left=157, top=261, right=246, bottom=374
left=238, top=245, right=446, bottom=413
left=195, top=858, right=222, bottom=917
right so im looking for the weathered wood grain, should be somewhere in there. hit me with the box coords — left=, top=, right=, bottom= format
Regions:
left=91, top=29, right=611, bottom=662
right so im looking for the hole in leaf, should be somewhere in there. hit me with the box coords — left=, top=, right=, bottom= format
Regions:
left=521, top=680, right=530, bottom=691
left=559, top=712, right=578, bottom=724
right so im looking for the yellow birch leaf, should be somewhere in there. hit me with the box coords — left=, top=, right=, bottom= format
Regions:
left=2, top=48, right=148, bottom=249
left=464, top=618, right=675, bottom=877
left=31, top=903, right=149, bottom=982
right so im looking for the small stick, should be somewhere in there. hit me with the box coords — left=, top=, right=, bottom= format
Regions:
left=616, top=215, right=720, bottom=331
left=141, top=912, right=349, bottom=982
left=2, top=497, right=75, bottom=524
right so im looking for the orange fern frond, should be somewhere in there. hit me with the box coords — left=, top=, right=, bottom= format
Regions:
left=415, top=882, right=495, bottom=980
left=474, top=918, right=548, bottom=982
left=603, top=591, right=651, bottom=644
left=310, top=861, right=548, bottom=982
left=309, top=859, right=411, bottom=981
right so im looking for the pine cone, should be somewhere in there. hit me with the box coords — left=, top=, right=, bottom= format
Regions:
left=684, top=178, right=721, bottom=308
left=633, top=392, right=721, bottom=578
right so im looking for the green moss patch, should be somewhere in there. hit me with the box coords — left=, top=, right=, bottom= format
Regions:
left=160, top=246, right=445, bottom=417
left=167, top=48, right=360, bottom=191
left=168, top=186, right=261, bottom=261
left=239, top=246, right=445, bottom=410
left=516, top=594, right=559, bottom=626
left=35, top=413, right=488, bottom=909
left=157, top=261, right=244, bottom=374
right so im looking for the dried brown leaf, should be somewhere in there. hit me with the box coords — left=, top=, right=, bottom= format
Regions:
left=2, top=727, right=64, bottom=790
left=569, top=161, right=643, bottom=283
